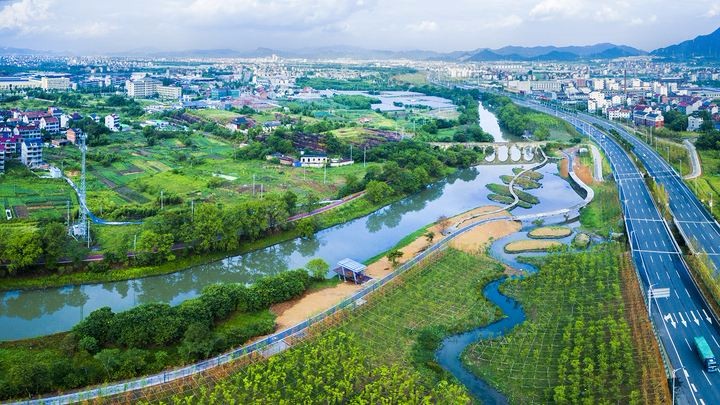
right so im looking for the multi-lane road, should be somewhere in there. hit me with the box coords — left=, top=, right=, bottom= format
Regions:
left=514, top=98, right=720, bottom=405
left=580, top=114, right=720, bottom=272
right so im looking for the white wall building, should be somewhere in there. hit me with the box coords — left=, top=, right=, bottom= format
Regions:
left=40, top=76, right=71, bottom=90
left=105, top=114, right=120, bottom=131
left=21, top=138, right=42, bottom=167
left=688, top=116, right=704, bottom=132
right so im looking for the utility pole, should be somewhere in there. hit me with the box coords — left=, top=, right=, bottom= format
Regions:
left=323, top=163, right=327, bottom=185
left=160, top=190, right=164, bottom=210
left=350, top=144, right=353, bottom=161
left=252, top=174, right=256, bottom=196
left=363, top=146, right=366, bottom=168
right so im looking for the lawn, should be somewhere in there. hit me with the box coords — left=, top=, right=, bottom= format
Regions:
left=690, top=149, right=720, bottom=220
left=462, top=245, right=669, bottom=404
left=579, top=180, right=623, bottom=236
left=187, top=109, right=241, bottom=123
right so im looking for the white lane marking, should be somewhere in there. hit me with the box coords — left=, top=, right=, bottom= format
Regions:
left=702, top=370, right=712, bottom=385
left=700, top=399, right=706, bottom=405
left=675, top=290, right=680, bottom=299
left=686, top=337, right=693, bottom=349
left=712, top=335, right=720, bottom=349
left=686, top=288, right=691, bottom=298
left=692, top=383, right=698, bottom=393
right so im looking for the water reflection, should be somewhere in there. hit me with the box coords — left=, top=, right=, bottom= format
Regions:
left=0, top=164, right=583, bottom=341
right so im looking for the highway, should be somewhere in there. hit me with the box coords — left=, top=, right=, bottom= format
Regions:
left=576, top=114, right=720, bottom=273
left=514, top=98, right=720, bottom=405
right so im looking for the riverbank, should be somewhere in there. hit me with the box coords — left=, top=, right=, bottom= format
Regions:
left=0, top=192, right=404, bottom=292
left=270, top=205, right=517, bottom=332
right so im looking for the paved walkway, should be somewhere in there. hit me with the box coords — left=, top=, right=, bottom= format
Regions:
left=683, top=139, right=702, bottom=180
left=589, top=144, right=604, bottom=182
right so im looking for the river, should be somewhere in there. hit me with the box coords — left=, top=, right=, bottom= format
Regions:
left=1, top=165, right=533, bottom=341
left=477, top=101, right=518, bottom=142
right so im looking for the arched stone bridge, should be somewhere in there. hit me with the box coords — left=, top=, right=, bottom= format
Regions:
left=429, top=142, right=547, bottom=164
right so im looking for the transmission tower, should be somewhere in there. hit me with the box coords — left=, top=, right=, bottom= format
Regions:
left=72, top=131, right=89, bottom=241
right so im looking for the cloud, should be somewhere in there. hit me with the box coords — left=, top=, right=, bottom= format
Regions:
left=181, top=0, right=373, bottom=30
left=529, top=0, right=583, bottom=20
left=407, top=20, right=438, bottom=32
left=484, top=14, right=523, bottom=29
left=66, top=22, right=117, bottom=38
left=707, top=4, right=720, bottom=17
left=0, top=0, right=53, bottom=32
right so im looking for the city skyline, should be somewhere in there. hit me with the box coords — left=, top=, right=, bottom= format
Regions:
left=0, top=0, right=719, bottom=54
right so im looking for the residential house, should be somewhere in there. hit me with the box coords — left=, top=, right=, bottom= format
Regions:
left=39, top=116, right=60, bottom=134
left=21, top=138, right=42, bottom=167
left=105, top=114, right=120, bottom=131
left=608, top=107, right=631, bottom=121
left=688, top=116, right=704, bottom=132
left=15, top=124, right=41, bottom=139
left=299, top=152, right=328, bottom=168
left=66, top=128, right=83, bottom=144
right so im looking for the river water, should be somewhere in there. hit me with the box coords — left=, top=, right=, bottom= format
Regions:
left=1, top=165, right=530, bottom=341
left=478, top=102, right=517, bottom=142
left=0, top=154, right=581, bottom=342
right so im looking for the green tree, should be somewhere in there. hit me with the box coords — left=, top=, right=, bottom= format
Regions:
left=135, top=230, right=174, bottom=264
left=40, top=222, right=67, bottom=269
left=306, top=258, right=330, bottom=280
left=424, top=231, right=435, bottom=243
left=365, top=180, right=394, bottom=204
left=296, top=217, right=317, bottom=239
left=193, top=204, right=223, bottom=251
left=4, top=228, right=42, bottom=274
left=386, top=250, right=403, bottom=267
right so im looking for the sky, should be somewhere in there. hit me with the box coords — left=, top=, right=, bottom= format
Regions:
left=0, top=0, right=719, bottom=54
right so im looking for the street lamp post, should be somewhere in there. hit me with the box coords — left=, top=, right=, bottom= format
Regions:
left=672, top=367, right=685, bottom=405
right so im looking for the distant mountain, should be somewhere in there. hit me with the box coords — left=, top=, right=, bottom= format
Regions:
left=0, top=42, right=648, bottom=61
left=462, top=43, right=646, bottom=62
left=0, top=47, right=51, bottom=56
left=651, top=27, right=720, bottom=60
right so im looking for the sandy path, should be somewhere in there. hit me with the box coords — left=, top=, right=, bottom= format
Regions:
left=450, top=220, right=521, bottom=254
left=270, top=205, right=514, bottom=331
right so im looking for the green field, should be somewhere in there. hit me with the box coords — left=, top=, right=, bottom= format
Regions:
left=144, top=248, right=503, bottom=403
left=691, top=150, right=720, bottom=220
left=462, top=245, right=668, bottom=404
left=0, top=163, right=77, bottom=221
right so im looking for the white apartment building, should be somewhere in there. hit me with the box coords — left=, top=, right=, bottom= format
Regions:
left=126, top=78, right=181, bottom=99
left=126, top=78, right=161, bottom=98
left=40, top=76, right=71, bottom=90
left=156, top=85, right=182, bottom=100
left=21, top=138, right=42, bottom=168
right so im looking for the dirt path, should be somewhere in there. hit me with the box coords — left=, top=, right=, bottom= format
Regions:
left=271, top=205, right=515, bottom=331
